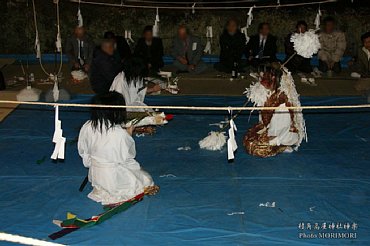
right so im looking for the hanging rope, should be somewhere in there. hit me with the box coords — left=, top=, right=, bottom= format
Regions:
left=69, top=0, right=337, bottom=10
left=31, top=0, right=63, bottom=77
left=0, top=100, right=369, bottom=111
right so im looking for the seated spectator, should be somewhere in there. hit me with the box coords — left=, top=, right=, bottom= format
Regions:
left=65, top=26, right=95, bottom=73
left=284, top=21, right=313, bottom=74
left=171, top=25, right=207, bottom=74
left=104, top=31, right=131, bottom=63
left=318, top=16, right=346, bottom=74
left=247, top=22, right=278, bottom=69
left=89, top=39, right=123, bottom=94
left=134, top=25, right=164, bottom=73
left=351, top=32, right=370, bottom=78
left=214, top=18, right=246, bottom=73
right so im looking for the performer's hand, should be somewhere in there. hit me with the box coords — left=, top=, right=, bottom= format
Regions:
left=127, top=125, right=135, bottom=136
left=147, top=84, right=161, bottom=93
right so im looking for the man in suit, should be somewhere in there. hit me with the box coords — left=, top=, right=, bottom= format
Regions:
left=89, top=39, right=123, bottom=94
left=65, top=26, right=95, bottom=72
left=247, top=22, right=278, bottom=69
left=171, top=25, right=207, bottom=74
left=134, top=25, right=164, bottom=73
left=214, top=18, right=246, bottom=73
left=104, top=31, right=131, bottom=64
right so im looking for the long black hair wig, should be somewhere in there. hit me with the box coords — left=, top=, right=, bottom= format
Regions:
left=123, top=57, right=149, bottom=85
left=90, top=91, right=127, bottom=132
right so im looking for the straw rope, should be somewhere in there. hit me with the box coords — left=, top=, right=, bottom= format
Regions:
left=0, top=100, right=369, bottom=111
left=69, top=0, right=337, bottom=10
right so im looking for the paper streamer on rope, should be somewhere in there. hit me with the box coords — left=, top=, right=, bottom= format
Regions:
left=153, top=8, right=159, bottom=37
left=55, top=0, right=62, bottom=52
left=314, top=6, right=322, bottom=29
left=51, top=105, right=66, bottom=160
left=241, top=26, right=249, bottom=44
left=227, top=110, right=238, bottom=161
left=192, top=3, right=196, bottom=14
left=52, top=75, right=59, bottom=102
left=35, top=32, right=41, bottom=59
left=77, top=8, right=83, bottom=27
left=241, top=6, right=254, bottom=44
left=125, top=30, right=134, bottom=44
left=246, top=6, right=254, bottom=28
left=204, top=26, right=213, bottom=54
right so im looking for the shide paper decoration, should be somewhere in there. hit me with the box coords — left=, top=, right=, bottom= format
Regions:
left=51, top=105, right=66, bottom=160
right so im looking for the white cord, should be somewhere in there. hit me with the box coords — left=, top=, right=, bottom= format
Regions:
left=69, top=0, right=337, bottom=10
left=0, top=232, right=65, bottom=246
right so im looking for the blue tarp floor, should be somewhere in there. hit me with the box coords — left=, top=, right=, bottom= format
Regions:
left=0, top=95, right=369, bottom=245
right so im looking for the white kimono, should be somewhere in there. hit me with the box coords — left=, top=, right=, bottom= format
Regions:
left=110, top=72, right=150, bottom=112
left=268, top=103, right=299, bottom=146
left=78, top=121, right=154, bottom=205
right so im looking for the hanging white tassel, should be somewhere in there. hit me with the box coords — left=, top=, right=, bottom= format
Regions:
left=125, top=30, right=134, bottom=44
left=153, top=8, right=160, bottom=37
left=241, top=26, right=250, bottom=44
left=55, top=31, right=62, bottom=52
left=199, top=131, right=227, bottom=151
left=77, top=8, right=83, bottom=27
left=314, top=7, right=322, bottom=29
left=246, top=6, right=254, bottom=28
left=51, top=105, right=66, bottom=160
left=52, top=75, right=59, bottom=102
left=227, top=112, right=238, bottom=161
left=203, top=26, right=213, bottom=54
left=192, top=3, right=196, bottom=14
left=35, top=32, right=41, bottom=59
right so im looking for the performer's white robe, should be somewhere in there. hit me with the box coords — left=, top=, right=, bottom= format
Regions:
left=268, top=103, right=299, bottom=146
left=78, top=121, right=154, bottom=205
left=110, top=72, right=149, bottom=112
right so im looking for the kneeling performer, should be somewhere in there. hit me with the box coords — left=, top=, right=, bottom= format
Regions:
left=78, top=91, right=159, bottom=205
left=244, top=68, right=306, bottom=158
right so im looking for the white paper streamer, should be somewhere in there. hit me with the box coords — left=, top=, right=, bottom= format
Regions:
left=125, top=30, right=134, bottom=44
left=153, top=8, right=160, bottom=37
left=52, top=76, right=59, bottom=102
left=51, top=105, right=66, bottom=160
left=241, top=26, right=250, bottom=44
left=204, top=26, right=213, bottom=54
left=192, top=3, right=196, bottom=14
left=35, top=32, right=41, bottom=59
left=314, top=7, right=322, bottom=29
left=77, top=8, right=83, bottom=27
left=227, top=112, right=238, bottom=161
left=246, top=6, right=254, bottom=28
left=55, top=32, right=62, bottom=52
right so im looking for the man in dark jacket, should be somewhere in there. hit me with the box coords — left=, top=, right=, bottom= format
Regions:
left=104, top=31, right=131, bottom=64
left=89, top=39, right=123, bottom=94
left=171, top=25, right=207, bottom=74
left=134, top=25, right=164, bottom=73
left=214, top=18, right=246, bottom=73
left=65, top=26, right=95, bottom=72
left=246, top=22, right=278, bottom=69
